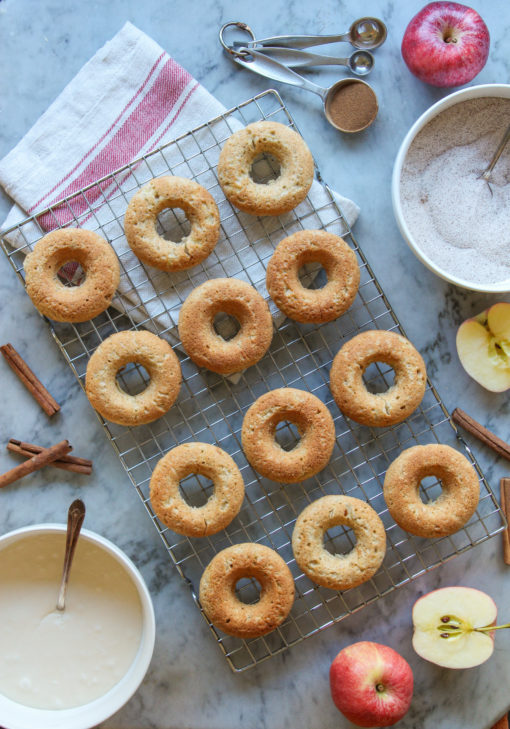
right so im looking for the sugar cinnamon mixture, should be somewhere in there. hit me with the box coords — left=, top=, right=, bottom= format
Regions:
left=400, top=97, right=510, bottom=285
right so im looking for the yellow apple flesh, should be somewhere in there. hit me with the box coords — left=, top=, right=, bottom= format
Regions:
left=456, top=302, right=510, bottom=392
left=412, top=586, right=496, bottom=669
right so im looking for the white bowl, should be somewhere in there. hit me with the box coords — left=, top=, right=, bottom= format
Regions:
left=0, top=524, right=155, bottom=729
left=392, top=83, right=510, bottom=293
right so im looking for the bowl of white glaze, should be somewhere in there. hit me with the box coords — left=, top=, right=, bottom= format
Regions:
left=0, top=524, right=155, bottom=729
left=392, top=83, right=510, bottom=292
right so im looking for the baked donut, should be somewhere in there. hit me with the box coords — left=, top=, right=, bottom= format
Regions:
left=383, top=444, right=479, bottom=538
left=124, top=176, right=220, bottom=271
left=85, top=330, right=181, bottom=426
left=330, top=330, right=427, bottom=427
left=266, top=230, right=360, bottom=323
left=292, top=495, right=386, bottom=591
left=199, top=543, right=295, bottom=638
left=178, top=278, right=273, bottom=375
left=24, top=228, right=120, bottom=322
left=150, top=443, right=245, bottom=537
left=241, top=388, right=335, bottom=483
left=217, top=121, right=314, bottom=216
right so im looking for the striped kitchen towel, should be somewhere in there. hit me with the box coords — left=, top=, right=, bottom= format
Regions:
left=0, top=22, right=359, bottom=362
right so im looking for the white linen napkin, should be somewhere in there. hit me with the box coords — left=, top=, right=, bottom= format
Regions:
left=0, top=22, right=360, bottom=379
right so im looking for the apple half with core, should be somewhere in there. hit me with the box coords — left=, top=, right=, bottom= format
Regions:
left=401, top=2, right=490, bottom=87
left=412, top=586, right=501, bottom=668
left=456, top=302, right=510, bottom=392
left=329, top=641, right=413, bottom=727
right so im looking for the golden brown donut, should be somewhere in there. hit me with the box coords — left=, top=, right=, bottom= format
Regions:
left=178, top=278, right=273, bottom=375
left=266, top=230, right=360, bottom=323
left=383, top=444, right=480, bottom=537
left=149, top=443, right=245, bottom=537
left=23, top=228, right=120, bottom=323
left=292, top=495, right=386, bottom=590
left=85, top=330, right=181, bottom=426
left=199, top=543, right=295, bottom=638
left=330, top=330, right=427, bottom=427
left=241, top=388, right=335, bottom=483
left=217, top=121, right=314, bottom=216
left=124, top=176, right=220, bottom=271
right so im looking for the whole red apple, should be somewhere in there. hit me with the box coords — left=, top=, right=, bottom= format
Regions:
left=401, top=2, right=490, bottom=87
left=329, top=641, right=413, bottom=727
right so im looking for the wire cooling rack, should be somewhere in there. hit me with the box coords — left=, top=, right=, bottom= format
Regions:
left=0, top=90, right=505, bottom=672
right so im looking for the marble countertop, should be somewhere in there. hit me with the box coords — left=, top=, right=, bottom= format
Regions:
left=1, top=0, right=509, bottom=727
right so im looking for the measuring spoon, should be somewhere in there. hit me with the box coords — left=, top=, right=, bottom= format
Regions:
left=231, top=48, right=378, bottom=132
left=252, top=46, right=374, bottom=75
left=220, top=17, right=387, bottom=53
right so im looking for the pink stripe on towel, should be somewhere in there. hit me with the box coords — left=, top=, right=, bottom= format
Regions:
left=37, top=58, right=192, bottom=230
left=27, top=52, right=167, bottom=214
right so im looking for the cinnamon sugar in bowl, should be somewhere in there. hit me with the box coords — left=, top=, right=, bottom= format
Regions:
left=392, top=84, right=510, bottom=293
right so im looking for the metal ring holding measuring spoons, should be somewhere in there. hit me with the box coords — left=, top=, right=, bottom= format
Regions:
left=219, top=21, right=256, bottom=57
left=231, top=48, right=378, bottom=132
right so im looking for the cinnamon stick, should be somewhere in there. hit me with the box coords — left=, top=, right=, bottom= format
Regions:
left=452, top=408, right=510, bottom=462
left=0, top=440, right=71, bottom=488
left=0, top=343, right=60, bottom=416
left=7, top=439, right=92, bottom=475
left=491, top=716, right=509, bottom=729
left=500, top=478, right=510, bottom=566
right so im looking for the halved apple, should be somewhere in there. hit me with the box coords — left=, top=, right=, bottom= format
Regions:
left=456, top=302, right=510, bottom=392
left=412, top=586, right=497, bottom=669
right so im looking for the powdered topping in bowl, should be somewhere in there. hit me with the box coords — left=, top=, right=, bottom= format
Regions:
left=400, top=97, right=510, bottom=285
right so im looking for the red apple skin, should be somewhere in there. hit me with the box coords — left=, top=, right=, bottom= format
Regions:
left=401, top=2, right=490, bottom=87
left=329, top=641, right=414, bottom=727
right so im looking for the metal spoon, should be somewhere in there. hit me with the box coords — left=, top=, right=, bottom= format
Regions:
left=220, top=17, right=387, bottom=53
left=478, top=121, right=510, bottom=195
left=251, top=46, right=374, bottom=75
left=56, top=499, right=86, bottom=611
left=230, top=48, right=378, bottom=132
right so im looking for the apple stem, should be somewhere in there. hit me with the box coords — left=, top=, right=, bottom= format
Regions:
left=442, top=28, right=457, bottom=43
left=475, top=622, right=510, bottom=633
left=375, top=683, right=385, bottom=693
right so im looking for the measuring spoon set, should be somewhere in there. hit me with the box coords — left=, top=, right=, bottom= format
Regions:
left=219, top=17, right=387, bottom=132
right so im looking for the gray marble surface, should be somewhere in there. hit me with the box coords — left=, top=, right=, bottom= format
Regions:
left=0, top=0, right=509, bottom=727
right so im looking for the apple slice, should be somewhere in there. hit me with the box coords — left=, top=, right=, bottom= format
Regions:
left=412, top=586, right=497, bottom=669
left=456, top=302, right=510, bottom=392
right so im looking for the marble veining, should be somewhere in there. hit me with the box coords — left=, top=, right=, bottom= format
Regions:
left=0, top=1, right=510, bottom=728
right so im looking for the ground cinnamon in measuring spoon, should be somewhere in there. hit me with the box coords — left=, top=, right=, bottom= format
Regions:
left=327, top=81, right=378, bottom=132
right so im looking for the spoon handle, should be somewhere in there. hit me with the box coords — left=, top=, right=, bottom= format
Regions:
left=480, top=121, right=510, bottom=181
left=236, top=32, right=349, bottom=50
left=232, top=48, right=326, bottom=99
left=254, top=46, right=351, bottom=68
left=56, top=499, right=86, bottom=611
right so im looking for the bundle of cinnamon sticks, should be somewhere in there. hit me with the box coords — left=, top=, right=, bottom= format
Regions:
left=0, top=439, right=92, bottom=489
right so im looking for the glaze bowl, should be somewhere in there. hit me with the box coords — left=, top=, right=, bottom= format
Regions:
left=392, top=83, right=510, bottom=293
left=0, top=524, right=155, bottom=729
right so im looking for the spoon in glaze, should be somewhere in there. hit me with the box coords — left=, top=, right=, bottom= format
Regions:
left=56, top=499, right=86, bottom=611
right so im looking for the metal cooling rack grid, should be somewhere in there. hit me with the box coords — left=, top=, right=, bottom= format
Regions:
left=0, top=89, right=504, bottom=672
